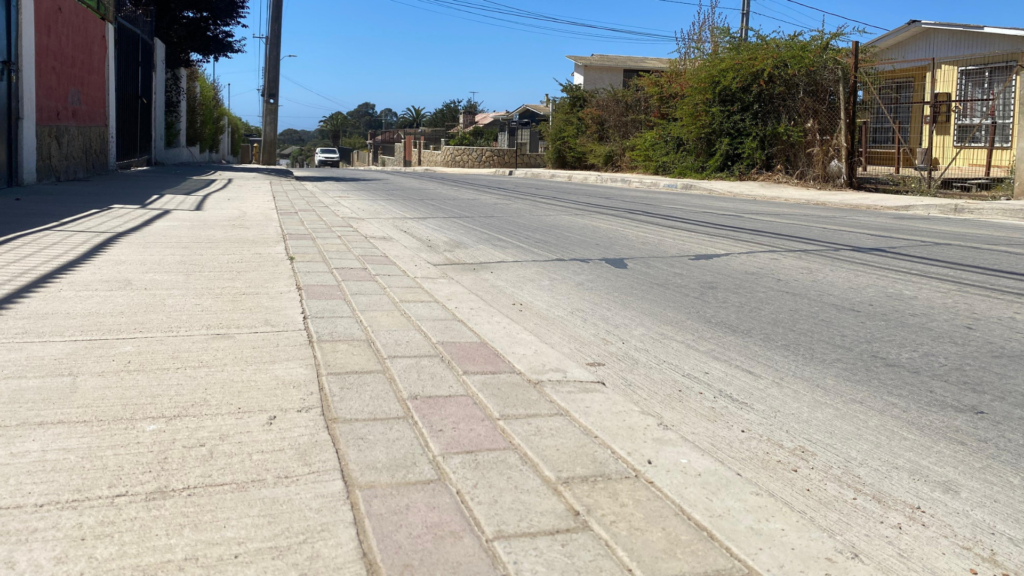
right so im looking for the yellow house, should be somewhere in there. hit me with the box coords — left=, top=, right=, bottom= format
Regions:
left=863, top=21, right=1024, bottom=194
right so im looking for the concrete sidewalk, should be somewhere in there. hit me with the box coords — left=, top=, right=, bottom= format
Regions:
left=2, top=165, right=875, bottom=575
left=357, top=166, right=1024, bottom=223
left=0, top=166, right=364, bottom=574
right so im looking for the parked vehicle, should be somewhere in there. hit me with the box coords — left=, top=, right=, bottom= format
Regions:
left=314, top=147, right=341, bottom=168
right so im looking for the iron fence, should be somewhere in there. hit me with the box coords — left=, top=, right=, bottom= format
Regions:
left=857, top=54, right=1021, bottom=193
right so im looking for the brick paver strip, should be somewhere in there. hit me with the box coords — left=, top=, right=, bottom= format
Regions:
left=419, top=319, right=481, bottom=343
left=359, top=483, right=500, bottom=575
left=389, top=287, right=435, bottom=302
left=298, top=271, right=338, bottom=285
left=441, top=342, right=516, bottom=374
left=379, top=275, right=421, bottom=289
left=467, top=374, right=560, bottom=418
left=361, top=255, right=394, bottom=265
left=373, top=330, right=437, bottom=358
left=336, top=420, right=437, bottom=486
left=334, top=269, right=374, bottom=281
left=390, top=357, right=466, bottom=397
left=308, top=317, right=366, bottom=341
left=494, top=532, right=627, bottom=576
left=303, top=285, right=346, bottom=300
left=295, top=261, right=330, bottom=272
left=304, top=300, right=354, bottom=318
left=409, top=396, right=509, bottom=453
left=402, top=302, right=457, bottom=322
left=327, top=374, right=405, bottom=421
left=349, top=294, right=397, bottom=312
left=318, top=341, right=383, bottom=374
left=441, top=450, right=579, bottom=538
left=342, top=281, right=386, bottom=295
left=566, top=478, right=746, bottom=576
left=503, top=416, right=631, bottom=482
left=359, top=311, right=414, bottom=332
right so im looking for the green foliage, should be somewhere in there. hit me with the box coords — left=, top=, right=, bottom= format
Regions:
left=133, top=0, right=248, bottom=68
left=319, top=112, right=349, bottom=148
left=164, top=69, right=184, bottom=148
left=399, top=106, right=427, bottom=129
left=547, top=25, right=854, bottom=183
left=423, top=98, right=485, bottom=128
left=184, top=67, right=232, bottom=154
left=448, top=128, right=498, bottom=147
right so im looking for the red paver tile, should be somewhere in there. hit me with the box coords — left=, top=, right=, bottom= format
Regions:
left=360, top=483, right=499, bottom=576
left=409, top=396, right=509, bottom=454
left=441, top=342, right=516, bottom=374
left=304, top=285, right=345, bottom=300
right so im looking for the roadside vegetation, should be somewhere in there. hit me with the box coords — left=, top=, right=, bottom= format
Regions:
left=546, top=1, right=857, bottom=186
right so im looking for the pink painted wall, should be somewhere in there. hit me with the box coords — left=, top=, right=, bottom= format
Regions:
left=35, top=0, right=107, bottom=126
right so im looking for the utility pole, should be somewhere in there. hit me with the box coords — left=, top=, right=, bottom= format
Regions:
left=261, top=0, right=284, bottom=165
left=740, top=0, right=751, bottom=41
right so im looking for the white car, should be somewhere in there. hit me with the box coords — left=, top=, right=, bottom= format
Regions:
left=314, top=147, right=341, bottom=168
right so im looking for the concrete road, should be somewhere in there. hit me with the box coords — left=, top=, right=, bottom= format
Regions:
left=299, top=168, right=1024, bottom=575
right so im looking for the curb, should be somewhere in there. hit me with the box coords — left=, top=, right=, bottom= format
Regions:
left=352, top=166, right=1024, bottom=223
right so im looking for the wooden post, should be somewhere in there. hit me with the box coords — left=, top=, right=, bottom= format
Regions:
left=846, top=41, right=860, bottom=189
left=419, top=136, right=424, bottom=166
left=861, top=122, right=869, bottom=172
left=894, top=121, right=901, bottom=175
left=927, top=58, right=937, bottom=190
left=985, top=96, right=997, bottom=178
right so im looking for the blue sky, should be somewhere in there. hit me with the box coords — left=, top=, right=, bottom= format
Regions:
left=209, top=0, right=1022, bottom=131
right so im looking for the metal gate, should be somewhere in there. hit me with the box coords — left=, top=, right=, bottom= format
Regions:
left=0, top=0, right=12, bottom=186
left=857, top=56, right=1021, bottom=192
left=115, top=0, right=154, bottom=165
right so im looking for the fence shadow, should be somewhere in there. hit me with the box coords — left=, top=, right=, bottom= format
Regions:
left=0, top=167, right=228, bottom=312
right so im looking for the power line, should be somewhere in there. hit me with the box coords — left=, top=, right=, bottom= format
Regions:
left=418, top=0, right=676, bottom=40
left=657, top=0, right=884, bottom=31
left=656, top=0, right=813, bottom=30
left=386, top=0, right=672, bottom=44
left=777, top=0, right=887, bottom=30
left=281, top=75, right=351, bottom=109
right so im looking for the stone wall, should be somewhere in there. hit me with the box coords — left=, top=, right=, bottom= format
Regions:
left=441, top=147, right=547, bottom=169
left=420, top=150, right=444, bottom=168
left=36, top=126, right=108, bottom=182
left=380, top=155, right=403, bottom=168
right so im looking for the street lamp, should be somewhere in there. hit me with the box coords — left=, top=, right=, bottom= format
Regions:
left=281, top=54, right=297, bottom=62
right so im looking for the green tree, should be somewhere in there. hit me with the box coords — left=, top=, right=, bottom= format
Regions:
left=133, top=0, right=249, bottom=68
left=346, top=102, right=378, bottom=132
left=399, top=106, right=427, bottom=128
left=319, top=112, right=348, bottom=148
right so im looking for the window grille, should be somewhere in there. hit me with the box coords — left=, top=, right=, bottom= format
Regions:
left=954, top=62, right=1016, bottom=147
left=868, top=78, right=913, bottom=147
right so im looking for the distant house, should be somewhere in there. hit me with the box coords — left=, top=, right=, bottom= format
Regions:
left=496, top=104, right=551, bottom=152
left=862, top=21, right=1024, bottom=185
left=499, top=104, right=550, bottom=126
left=567, top=54, right=675, bottom=90
left=451, top=111, right=509, bottom=133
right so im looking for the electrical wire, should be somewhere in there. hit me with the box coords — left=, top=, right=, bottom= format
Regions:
left=777, top=0, right=887, bottom=30
left=281, top=75, right=352, bottom=109
left=416, top=0, right=676, bottom=40
left=656, top=0, right=813, bottom=30
left=386, top=0, right=672, bottom=44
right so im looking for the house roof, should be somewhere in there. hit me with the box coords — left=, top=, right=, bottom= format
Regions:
left=451, top=111, right=510, bottom=133
left=566, top=54, right=675, bottom=70
left=866, top=20, right=1024, bottom=50
left=279, top=146, right=299, bottom=156
left=508, top=103, right=550, bottom=117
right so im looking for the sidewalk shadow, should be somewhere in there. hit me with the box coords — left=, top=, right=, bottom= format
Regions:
left=0, top=166, right=230, bottom=312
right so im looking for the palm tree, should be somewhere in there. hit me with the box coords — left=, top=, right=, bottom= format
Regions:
left=400, top=106, right=427, bottom=129
left=319, top=112, right=348, bottom=148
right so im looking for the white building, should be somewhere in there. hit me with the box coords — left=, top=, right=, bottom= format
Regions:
left=567, top=54, right=675, bottom=90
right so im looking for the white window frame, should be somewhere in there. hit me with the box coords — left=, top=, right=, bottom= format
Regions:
left=954, top=61, right=1017, bottom=148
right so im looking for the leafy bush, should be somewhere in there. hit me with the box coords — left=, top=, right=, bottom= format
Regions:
left=448, top=128, right=497, bottom=147
left=547, top=22, right=854, bottom=184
